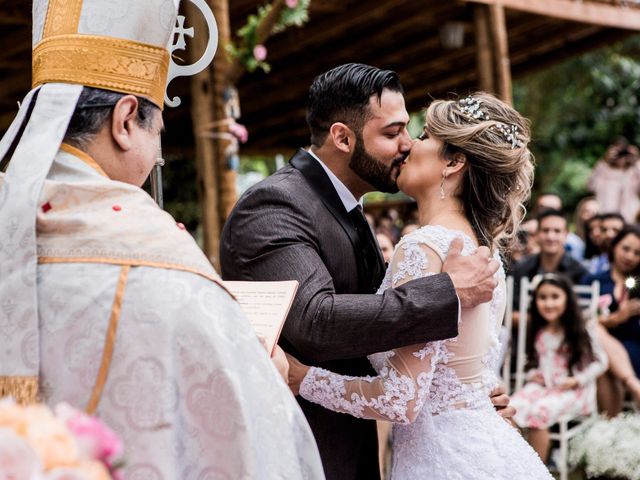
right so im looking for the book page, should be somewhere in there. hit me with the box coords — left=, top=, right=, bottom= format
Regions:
left=223, top=280, right=299, bottom=355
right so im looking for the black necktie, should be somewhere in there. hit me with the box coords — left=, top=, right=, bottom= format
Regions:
left=349, top=205, right=382, bottom=293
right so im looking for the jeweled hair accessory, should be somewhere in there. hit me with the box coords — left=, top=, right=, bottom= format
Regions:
left=457, top=95, right=525, bottom=149
left=495, top=123, right=524, bottom=149
left=458, top=95, right=489, bottom=120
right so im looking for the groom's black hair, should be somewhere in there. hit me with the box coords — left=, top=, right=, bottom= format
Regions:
left=306, top=63, right=403, bottom=147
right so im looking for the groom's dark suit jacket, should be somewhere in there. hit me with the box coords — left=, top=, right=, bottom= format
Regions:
left=220, top=149, right=459, bottom=480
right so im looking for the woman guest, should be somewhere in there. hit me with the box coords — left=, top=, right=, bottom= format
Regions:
left=582, top=224, right=640, bottom=415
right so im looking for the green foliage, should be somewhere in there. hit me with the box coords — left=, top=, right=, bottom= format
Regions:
left=514, top=35, right=640, bottom=212
left=227, top=0, right=311, bottom=74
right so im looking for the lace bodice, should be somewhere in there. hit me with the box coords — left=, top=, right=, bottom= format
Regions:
left=300, top=225, right=506, bottom=423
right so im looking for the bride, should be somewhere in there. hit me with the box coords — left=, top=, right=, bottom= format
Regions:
left=287, top=93, right=552, bottom=479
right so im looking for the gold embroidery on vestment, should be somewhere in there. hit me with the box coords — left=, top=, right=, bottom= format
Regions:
left=86, top=265, right=129, bottom=415
left=43, top=0, right=83, bottom=38
left=33, top=35, right=169, bottom=108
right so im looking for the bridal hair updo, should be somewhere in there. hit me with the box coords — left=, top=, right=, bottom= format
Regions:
left=424, top=92, right=534, bottom=251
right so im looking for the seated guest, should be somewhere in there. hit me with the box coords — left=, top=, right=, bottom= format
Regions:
left=512, top=209, right=588, bottom=312
left=533, top=192, right=562, bottom=214
left=521, top=218, right=540, bottom=256
left=588, top=212, right=626, bottom=275
left=533, top=193, right=584, bottom=260
left=574, top=196, right=600, bottom=250
left=511, top=274, right=607, bottom=462
left=582, top=225, right=640, bottom=415
left=375, top=228, right=395, bottom=264
left=584, top=214, right=605, bottom=268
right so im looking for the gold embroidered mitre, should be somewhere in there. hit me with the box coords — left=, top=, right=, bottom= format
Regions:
left=32, top=0, right=179, bottom=108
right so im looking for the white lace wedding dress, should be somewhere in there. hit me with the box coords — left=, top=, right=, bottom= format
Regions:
left=300, top=225, right=553, bottom=479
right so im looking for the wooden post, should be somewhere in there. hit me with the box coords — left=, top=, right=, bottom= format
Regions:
left=474, top=4, right=495, bottom=93
left=187, top=0, right=221, bottom=268
left=488, top=3, right=513, bottom=104
left=209, top=0, right=238, bottom=226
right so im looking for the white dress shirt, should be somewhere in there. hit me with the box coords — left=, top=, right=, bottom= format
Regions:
left=307, top=148, right=363, bottom=212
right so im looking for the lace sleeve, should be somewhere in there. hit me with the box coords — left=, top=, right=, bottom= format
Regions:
left=299, top=240, right=447, bottom=424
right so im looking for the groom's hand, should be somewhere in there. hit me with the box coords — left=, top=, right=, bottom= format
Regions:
left=443, top=237, right=499, bottom=308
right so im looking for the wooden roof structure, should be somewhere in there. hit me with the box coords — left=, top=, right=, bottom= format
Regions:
left=222, top=0, right=640, bottom=153
left=1, top=1, right=638, bottom=153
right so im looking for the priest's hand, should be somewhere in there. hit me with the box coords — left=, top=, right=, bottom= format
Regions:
left=443, top=237, right=499, bottom=308
left=285, top=352, right=310, bottom=396
left=258, top=335, right=290, bottom=384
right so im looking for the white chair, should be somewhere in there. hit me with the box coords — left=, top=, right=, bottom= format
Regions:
left=499, top=276, right=514, bottom=393
left=513, top=276, right=600, bottom=480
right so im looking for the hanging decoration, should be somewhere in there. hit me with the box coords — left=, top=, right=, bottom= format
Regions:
left=227, top=0, right=310, bottom=75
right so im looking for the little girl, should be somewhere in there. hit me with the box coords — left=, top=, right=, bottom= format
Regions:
left=511, top=273, right=607, bottom=462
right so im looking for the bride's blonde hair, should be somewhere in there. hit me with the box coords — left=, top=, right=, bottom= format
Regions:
left=424, top=92, right=534, bottom=251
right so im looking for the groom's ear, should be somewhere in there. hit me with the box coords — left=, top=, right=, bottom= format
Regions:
left=329, top=122, right=354, bottom=154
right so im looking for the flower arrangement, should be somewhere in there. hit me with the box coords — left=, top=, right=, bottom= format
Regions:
left=227, top=0, right=311, bottom=74
left=0, top=399, right=123, bottom=480
left=569, top=413, right=640, bottom=479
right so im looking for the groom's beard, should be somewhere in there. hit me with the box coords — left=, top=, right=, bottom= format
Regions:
left=349, top=134, right=403, bottom=193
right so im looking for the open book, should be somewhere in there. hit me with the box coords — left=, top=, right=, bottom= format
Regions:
left=223, top=280, right=299, bottom=355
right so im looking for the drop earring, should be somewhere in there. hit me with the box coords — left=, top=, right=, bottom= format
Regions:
left=440, top=171, right=447, bottom=200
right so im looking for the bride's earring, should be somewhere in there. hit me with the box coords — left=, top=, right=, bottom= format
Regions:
left=440, top=171, right=447, bottom=200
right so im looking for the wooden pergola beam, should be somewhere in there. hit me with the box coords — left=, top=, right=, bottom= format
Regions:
left=488, top=3, right=512, bottom=104
left=474, top=5, right=495, bottom=92
left=463, top=0, right=640, bottom=30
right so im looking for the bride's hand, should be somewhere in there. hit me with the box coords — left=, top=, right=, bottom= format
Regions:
left=489, top=384, right=516, bottom=421
left=443, top=237, right=499, bottom=308
left=285, top=352, right=310, bottom=396
left=257, top=335, right=290, bottom=384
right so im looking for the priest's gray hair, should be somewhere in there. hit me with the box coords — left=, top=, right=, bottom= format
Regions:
left=63, top=87, right=158, bottom=149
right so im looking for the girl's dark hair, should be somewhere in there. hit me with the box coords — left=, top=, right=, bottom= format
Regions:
left=526, top=274, right=595, bottom=373
left=608, top=224, right=640, bottom=267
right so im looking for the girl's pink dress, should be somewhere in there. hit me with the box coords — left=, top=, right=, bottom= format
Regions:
left=511, top=328, right=607, bottom=429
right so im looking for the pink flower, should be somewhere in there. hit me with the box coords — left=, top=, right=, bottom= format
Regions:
left=229, top=122, right=249, bottom=144
left=598, top=293, right=612, bottom=310
left=56, top=404, right=123, bottom=465
left=253, top=44, right=267, bottom=62
left=286, top=0, right=298, bottom=7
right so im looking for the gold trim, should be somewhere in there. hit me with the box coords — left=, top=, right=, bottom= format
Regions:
left=86, top=265, right=129, bottom=415
left=0, top=376, right=39, bottom=405
left=32, top=34, right=169, bottom=108
left=43, top=0, right=83, bottom=38
left=60, top=143, right=108, bottom=178
left=38, top=256, right=234, bottom=298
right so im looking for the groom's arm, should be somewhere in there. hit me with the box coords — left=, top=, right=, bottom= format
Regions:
left=220, top=188, right=459, bottom=363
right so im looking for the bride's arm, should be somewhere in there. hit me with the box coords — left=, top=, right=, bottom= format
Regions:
left=295, top=241, right=447, bottom=424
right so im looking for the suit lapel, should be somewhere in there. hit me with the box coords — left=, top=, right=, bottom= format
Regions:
left=290, top=149, right=360, bottom=250
left=290, top=149, right=387, bottom=288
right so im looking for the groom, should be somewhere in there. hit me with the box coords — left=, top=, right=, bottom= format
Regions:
left=221, top=63, right=503, bottom=480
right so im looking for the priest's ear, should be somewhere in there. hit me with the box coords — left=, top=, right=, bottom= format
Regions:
left=111, top=95, right=140, bottom=151
left=329, top=122, right=355, bottom=154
